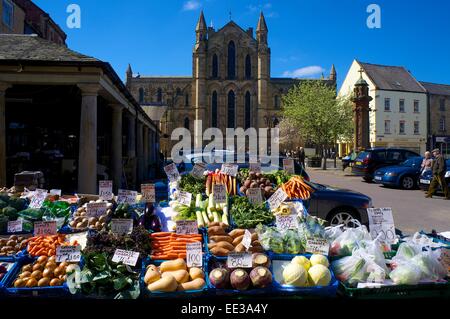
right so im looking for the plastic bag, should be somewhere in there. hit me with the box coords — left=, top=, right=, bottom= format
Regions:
left=283, top=229, right=303, bottom=254
left=256, top=224, right=284, bottom=254
left=389, top=260, right=422, bottom=285
left=325, top=225, right=344, bottom=241
left=411, top=249, right=447, bottom=281
left=360, top=237, right=389, bottom=273
left=329, top=222, right=371, bottom=257
left=331, top=251, right=368, bottom=286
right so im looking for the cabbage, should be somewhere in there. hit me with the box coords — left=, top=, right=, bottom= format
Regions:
left=310, top=254, right=329, bottom=268
left=291, top=256, right=311, bottom=271
left=308, top=264, right=331, bottom=286
left=282, top=263, right=308, bottom=287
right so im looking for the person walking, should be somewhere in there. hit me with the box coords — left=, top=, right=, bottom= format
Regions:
left=426, top=148, right=449, bottom=199
left=421, top=151, right=433, bottom=174
left=297, top=146, right=306, bottom=169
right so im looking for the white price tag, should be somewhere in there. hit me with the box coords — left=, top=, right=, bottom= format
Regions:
left=191, top=163, right=206, bottom=179
left=141, top=184, right=155, bottom=203
left=367, top=207, right=396, bottom=244
left=50, top=189, right=62, bottom=196
left=305, top=238, right=330, bottom=256
left=246, top=188, right=263, bottom=205
left=227, top=252, right=252, bottom=268
left=242, top=229, right=252, bottom=250
left=112, top=249, right=140, bottom=266
left=56, top=245, right=81, bottom=263
left=86, top=202, right=108, bottom=218
left=99, top=180, right=113, bottom=201
left=7, top=220, right=23, bottom=233
left=186, top=242, right=203, bottom=268
left=267, top=188, right=288, bottom=211
left=178, top=191, right=192, bottom=207
left=220, top=164, right=238, bottom=177
left=34, top=221, right=57, bottom=236
left=29, top=190, right=48, bottom=209
left=213, top=184, right=227, bottom=204
left=111, top=219, right=134, bottom=235
left=117, top=189, right=137, bottom=205
left=164, top=163, right=181, bottom=182
left=176, top=220, right=198, bottom=235
left=249, top=162, right=261, bottom=173
left=275, top=214, right=299, bottom=231
left=283, top=159, right=295, bottom=174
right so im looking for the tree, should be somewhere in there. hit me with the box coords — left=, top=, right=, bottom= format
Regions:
left=278, top=117, right=305, bottom=151
left=282, top=81, right=353, bottom=169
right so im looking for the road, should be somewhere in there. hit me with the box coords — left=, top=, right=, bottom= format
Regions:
left=308, top=168, right=450, bottom=235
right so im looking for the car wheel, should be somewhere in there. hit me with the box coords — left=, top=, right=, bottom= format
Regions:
left=400, top=176, right=415, bottom=190
left=328, top=209, right=360, bottom=227
left=363, top=177, right=372, bottom=182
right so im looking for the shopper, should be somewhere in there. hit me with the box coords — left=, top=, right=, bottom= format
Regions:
left=297, top=146, right=306, bottom=168
left=426, top=148, right=449, bottom=199
left=421, top=151, right=433, bottom=174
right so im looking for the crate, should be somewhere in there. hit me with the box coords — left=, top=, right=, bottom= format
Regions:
left=0, top=258, right=16, bottom=295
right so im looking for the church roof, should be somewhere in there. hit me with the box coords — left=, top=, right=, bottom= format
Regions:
left=196, top=11, right=207, bottom=31
left=420, top=81, right=450, bottom=96
left=256, top=12, right=268, bottom=32
left=213, top=20, right=256, bottom=41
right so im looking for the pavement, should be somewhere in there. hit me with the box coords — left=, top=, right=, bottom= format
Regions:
left=307, top=167, right=450, bottom=235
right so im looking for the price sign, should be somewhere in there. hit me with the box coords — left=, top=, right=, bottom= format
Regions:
left=220, top=163, right=238, bottom=177
left=164, top=163, right=181, bottom=182
left=227, top=252, right=252, bottom=268
left=246, top=188, right=263, bottom=205
left=56, top=245, right=81, bottom=263
left=367, top=207, right=396, bottom=244
left=178, top=191, right=192, bottom=207
left=117, top=189, right=138, bottom=204
left=34, top=221, right=57, bottom=236
left=267, top=187, right=288, bottom=211
left=213, top=184, right=227, bottom=204
left=141, top=184, right=155, bottom=203
left=242, top=229, right=252, bottom=250
left=275, top=214, right=299, bottom=231
left=249, top=162, right=261, bottom=173
left=176, top=220, right=198, bottom=235
left=99, top=180, right=113, bottom=201
left=7, top=219, right=23, bottom=233
left=50, top=189, right=62, bottom=196
left=112, top=249, right=140, bottom=267
left=111, top=219, right=134, bottom=235
left=29, top=190, right=48, bottom=209
left=86, top=202, right=107, bottom=218
left=191, top=163, right=206, bottom=179
left=283, top=159, right=295, bottom=174
left=305, top=238, right=330, bottom=256
left=186, top=242, right=202, bottom=268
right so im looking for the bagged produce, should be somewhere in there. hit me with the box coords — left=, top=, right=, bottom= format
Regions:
left=256, top=225, right=284, bottom=254
left=283, top=229, right=303, bottom=254
left=389, top=260, right=422, bottom=285
left=329, top=222, right=371, bottom=257
left=410, top=249, right=447, bottom=281
left=324, top=225, right=344, bottom=241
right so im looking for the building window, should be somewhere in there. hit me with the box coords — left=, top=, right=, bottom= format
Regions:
left=185, top=93, right=189, bottom=107
left=157, top=88, right=162, bottom=103
left=399, top=120, right=405, bottom=135
left=227, top=41, right=236, bottom=79
left=138, top=88, right=144, bottom=103
left=245, top=54, right=251, bottom=79
left=212, top=54, right=218, bottom=78
left=384, top=120, right=391, bottom=134
left=2, top=0, right=13, bottom=29
left=176, top=88, right=181, bottom=96
left=274, top=95, right=280, bottom=109
left=399, top=99, right=405, bottom=113
left=212, top=91, right=218, bottom=127
left=227, top=90, right=235, bottom=128
left=245, top=91, right=251, bottom=129
left=440, top=98, right=446, bottom=111
left=440, top=117, right=446, bottom=131
left=414, top=121, right=419, bottom=135
left=184, top=117, right=190, bottom=130
left=413, top=100, right=419, bottom=113
left=384, top=98, right=390, bottom=111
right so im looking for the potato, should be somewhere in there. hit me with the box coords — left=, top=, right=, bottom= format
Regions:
left=232, top=235, right=244, bottom=246
left=229, top=229, right=245, bottom=239
left=209, top=235, right=233, bottom=244
left=214, top=241, right=235, bottom=251
left=208, top=226, right=226, bottom=237
left=234, top=243, right=246, bottom=253
left=210, top=246, right=229, bottom=256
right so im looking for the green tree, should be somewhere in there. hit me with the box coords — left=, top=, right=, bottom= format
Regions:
left=282, top=81, right=353, bottom=169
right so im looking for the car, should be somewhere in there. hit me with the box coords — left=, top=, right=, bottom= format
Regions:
left=419, top=159, right=450, bottom=192
left=373, top=156, right=423, bottom=189
left=352, top=148, right=420, bottom=182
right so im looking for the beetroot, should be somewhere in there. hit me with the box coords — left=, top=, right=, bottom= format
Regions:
left=209, top=268, right=230, bottom=289
left=230, top=269, right=251, bottom=291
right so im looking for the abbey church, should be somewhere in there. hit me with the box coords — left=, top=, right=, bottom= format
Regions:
left=126, top=11, right=336, bottom=155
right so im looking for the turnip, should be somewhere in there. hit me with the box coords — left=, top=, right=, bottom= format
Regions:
left=209, top=268, right=230, bottom=289
left=230, top=269, right=251, bottom=291
left=249, top=266, right=272, bottom=288
left=252, top=253, right=271, bottom=268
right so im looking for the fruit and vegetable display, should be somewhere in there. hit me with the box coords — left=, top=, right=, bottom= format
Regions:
left=150, top=232, right=202, bottom=260
left=0, top=235, right=30, bottom=256
left=280, top=176, right=314, bottom=200
left=69, top=200, right=113, bottom=231
left=0, top=194, right=27, bottom=232
left=206, top=171, right=237, bottom=196
left=230, top=196, right=273, bottom=229
left=239, top=170, right=275, bottom=199
left=178, top=174, right=206, bottom=195
left=207, top=223, right=263, bottom=256
left=27, top=234, right=77, bottom=257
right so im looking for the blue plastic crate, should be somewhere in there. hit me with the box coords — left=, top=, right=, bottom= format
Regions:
left=0, top=257, right=16, bottom=295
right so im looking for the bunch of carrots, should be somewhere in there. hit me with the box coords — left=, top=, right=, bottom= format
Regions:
left=150, top=232, right=203, bottom=260
left=27, top=234, right=78, bottom=257
left=280, top=176, right=314, bottom=200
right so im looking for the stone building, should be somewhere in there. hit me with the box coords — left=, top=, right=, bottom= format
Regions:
left=127, top=11, right=336, bottom=156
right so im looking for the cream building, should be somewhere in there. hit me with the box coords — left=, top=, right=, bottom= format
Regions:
left=338, top=60, right=427, bottom=156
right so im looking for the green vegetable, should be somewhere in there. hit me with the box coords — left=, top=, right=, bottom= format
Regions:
left=230, top=196, right=274, bottom=228
left=2, top=206, right=18, bottom=221
left=113, top=203, right=132, bottom=219
left=173, top=199, right=198, bottom=221
left=178, top=174, right=206, bottom=194
left=0, top=200, right=7, bottom=209
left=283, top=229, right=303, bottom=254
left=7, top=197, right=27, bottom=211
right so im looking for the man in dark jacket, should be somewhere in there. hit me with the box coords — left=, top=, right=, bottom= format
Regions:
left=426, top=148, right=449, bottom=199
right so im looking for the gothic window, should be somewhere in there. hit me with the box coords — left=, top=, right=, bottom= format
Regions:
left=245, top=54, right=251, bottom=79
left=227, top=90, right=235, bottom=128
left=212, top=91, right=218, bottom=127
left=184, top=117, right=190, bottom=130
left=212, top=54, right=218, bottom=78
left=274, top=95, right=280, bottom=109
left=157, top=88, right=162, bottom=103
left=245, top=91, right=251, bottom=129
left=138, top=88, right=144, bottom=104
left=227, top=41, right=236, bottom=79
left=185, top=93, right=189, bottom=107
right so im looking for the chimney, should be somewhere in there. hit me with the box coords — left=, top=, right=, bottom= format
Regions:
left=247, top=27, right=253, bottom=37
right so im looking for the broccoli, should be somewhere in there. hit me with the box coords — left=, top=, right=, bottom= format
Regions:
left=0, top=199, right=7, bottom=209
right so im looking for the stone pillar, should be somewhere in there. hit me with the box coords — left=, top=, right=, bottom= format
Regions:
left=143, top=125, right=149, bottom=181
left=77, top=84, right=100, bottom=194
left=0, top=83, right=11, bottom=187
left=125, top=112, right=137, bottom=187
left=110, top=104, right=123, bottom=191
left=136, top=121, right=144, bottom=185
left=351, top=70, right=373, bottom=151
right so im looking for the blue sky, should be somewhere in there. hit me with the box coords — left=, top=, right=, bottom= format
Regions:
left=34, top=0, right=450, bottom=89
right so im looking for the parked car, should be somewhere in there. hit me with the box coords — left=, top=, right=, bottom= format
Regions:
left=419, top=159, right=450, bottom=192
left=352, top=148, right=420, bottom=181
left=373, top=156, right=423, bottom=189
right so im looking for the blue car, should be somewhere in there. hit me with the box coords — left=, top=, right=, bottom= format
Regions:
left=373, top=156, right=423, bottom=190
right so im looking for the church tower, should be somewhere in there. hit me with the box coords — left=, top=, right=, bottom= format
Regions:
left=256, top=12, right=270, bottom=130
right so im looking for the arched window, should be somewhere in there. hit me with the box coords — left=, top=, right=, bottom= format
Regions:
left=184, top=117, right=190, bottom=130
left=212, top=54, right=218, bottom=78
left=227, top=90, right=235, bottom=128
left=245, top=54, right=251, bottom=79
left=274, top=95, right=280, bottom=109
left=185, top=93, right=189, bottom=107
left=157, top=88, right=162, bottom=103
left=138, top=88, right=144, bottom=103
left=245, top=91, right=251, bottom=129
left=227, top=41, right=236, bottom=79
left=212, top=91, right=218, bottom=127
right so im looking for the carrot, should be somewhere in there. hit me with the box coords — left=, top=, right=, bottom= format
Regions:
left=151, top=232, right=172, bottom=237
left=178, top=253, right=187, bottom=259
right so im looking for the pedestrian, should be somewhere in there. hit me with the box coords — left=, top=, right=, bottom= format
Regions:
left=297, top=146, right=306, bottom=169
left=426, top=148, right=449, bottom=199
left=421, top=151, right=433, bottom=174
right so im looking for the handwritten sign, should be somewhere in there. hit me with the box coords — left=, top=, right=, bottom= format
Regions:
left=367, top=207, right=396, bottom=244
left=34, top=221, right=57, bottom=236
left=99, top=180, right=113, bottom=201
left=275, top=214, right=299, bottom=231
left=246, top=188, right=263, bottom=205
left=191, top=163, right=206, bottom=179
left=283, top=159, right=295, bottom=174
left=305, top=238, right=330, bottom=256
left=111, top=219, right=134, bottom=235
left=249, top=162, right=261, bottom=173
left=117, top=189, right=137, bottom=205
left=56, top=245, right=81, bottom=263
left=7, top=219, right=23, bottom=233
left=213, top=184, right=227, bottom=204
left=141, top=184, right=155, bottom=203
left=112, top=249, right=140, bottom=266
left=220, top=163, right=238, bottom=177
left=227, top=252, right=252, bottom=268
left=50, top=189, right=62, bottom=196
left=186, top=242, right=203, bottom=268
left=164, top=163, right=180, bottom=182
left=178, top=191, right=192, bottom=207
left=29, top=190, right=47, bottom=209
left=176, top=220, right=198, bottom=235
left=242, top=229, right=252, bottom=250
left=267, top=188, right=288, bottom=211
left=86, top=202, right=107, bottom=218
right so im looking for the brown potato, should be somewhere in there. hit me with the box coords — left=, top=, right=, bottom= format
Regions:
left=209, top=235, right=233, bottom=244
left=210, top=246, right=229, bottom=257
left=214, top=241, right=235, bottom=251
left=232, top=235, right=244, bottom=246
